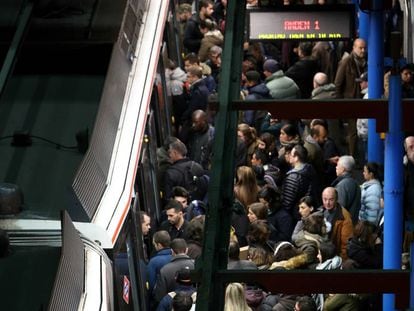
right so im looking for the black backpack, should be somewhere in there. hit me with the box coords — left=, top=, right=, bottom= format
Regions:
left=172, top=160, right=209, bottom=201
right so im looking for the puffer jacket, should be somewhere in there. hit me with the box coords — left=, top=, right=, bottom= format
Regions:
left=282, top=163, right=320, bottom=220
left=264, top=70, right=300, bottom=99
left=359, top=179, right=382, bottom=224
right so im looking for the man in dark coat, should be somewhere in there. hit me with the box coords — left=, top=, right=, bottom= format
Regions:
left=282, top=144, right=321, bottom=224
left=180, top=66, right=210, bottom=143
left=331, top=155, right=361, bottom=224
left=311, top=72, right=344, bottom=152
left=159, top=199, right=190, bottom=241
left=285, top=42, right=320, bottom=99
left=163, top=139, right=205, bottom=201
left=153, top=239, right=194, bottom=305
left=243, top=70, right=271, bottom=134
left=183, top=0, right=214, bottom=53
left=186, top=110, right=214, bottom=170
left=334, top=38, right=367, bottom=157
left=322, top=187, right=353, bottom=260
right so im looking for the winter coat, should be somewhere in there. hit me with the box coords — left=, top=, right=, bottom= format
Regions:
left=324, top=204, right=353, bottom=260
left=292, top=230, right=327, bottom=267
left=166, top=67, right=187, bottom=96
left=303, top=135, right=325, bottom=179
left=312, top=41, right=335, bottom=82
left=311, top=83, right=336, bottom=99
left=163, top=157, right=204, bottom=200
left=320, top=138, right=341, bottom=186
left=228, top=259, right=258, bottom=270
left=359, top=179, right=382, bottom=224
left=285, top=57, right=320, bottom=99
left=158, top=219, right=190, bottom=241
left=147, top=248, right=173, bottom=292
left=334, top=52, right=366, bottom=99
left=282, top=163, right=321, bottom=221
left=316, top=255, right=342, bottom=270
left=260, top=114, right=285, bottom=138
left=182, top=79, right=210, bottom=124
left=156, top=285, right=196, bottom=311
left=264, top=70, right=300, bottom=99
left=187, top=240, right=203, bottom=260
left=183, top=14, right=203, bottom=53
left=231, top=200, right=250, bottom=247
left=332, top=173, right=361, bottom=224
left=324, top=294, right=363, bottom=311
left=346, top=237, right=383, bottom=269
left=267, top=208, right=294, bottom=243
left=187, top=125, right=214, bottom=170
left=153, top=254, right=195, bottom=304
left=198, top=30, right=224, bottom=62
left=244, top=83, right=271, bottom=133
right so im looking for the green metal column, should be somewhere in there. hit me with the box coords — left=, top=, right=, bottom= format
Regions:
left=195, top=0, right=246, bottom=310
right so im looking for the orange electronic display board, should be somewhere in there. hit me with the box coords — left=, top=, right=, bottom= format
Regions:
left=248, top=5, right=355, bottom=41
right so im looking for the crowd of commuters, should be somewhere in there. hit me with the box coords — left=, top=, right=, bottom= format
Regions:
left=136, top=0, right=414, bottom=310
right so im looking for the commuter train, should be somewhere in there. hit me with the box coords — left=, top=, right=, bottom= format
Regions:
left=1, top=1, right=414, bottom=310
left=1, top=0, right=178, bottom=309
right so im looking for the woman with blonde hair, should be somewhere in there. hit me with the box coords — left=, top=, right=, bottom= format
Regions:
left=232, top=166, right=260, bottom=246
left=234, top=166, right=260, bottom=209
left=238, top=123, right=263, bottom=166
left=224, top=283, right=252, bottom=311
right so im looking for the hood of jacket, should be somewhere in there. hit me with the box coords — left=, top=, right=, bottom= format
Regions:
left=204, top=29, right=224, bottom=41
left=170, top=67, right=187, bottom=82
left=361, top=178, right=381, bottom=190
left=311, top=83, right=336, bottom=98
left=247, top=83, right=270, bottom=99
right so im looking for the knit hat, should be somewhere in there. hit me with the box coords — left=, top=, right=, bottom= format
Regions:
left=263, top=59, right=280, bottom=73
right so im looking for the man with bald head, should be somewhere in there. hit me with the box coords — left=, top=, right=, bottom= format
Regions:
left=186, top=109, right=214, bottom=170
left=334, top=38, right=367, bottom=158
left=322, top=187, right=353, bottom=259
left=311, top=72, right=343, bottom=152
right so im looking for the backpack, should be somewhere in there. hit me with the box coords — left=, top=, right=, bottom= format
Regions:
left=172, top=160, right=209, bottom=201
